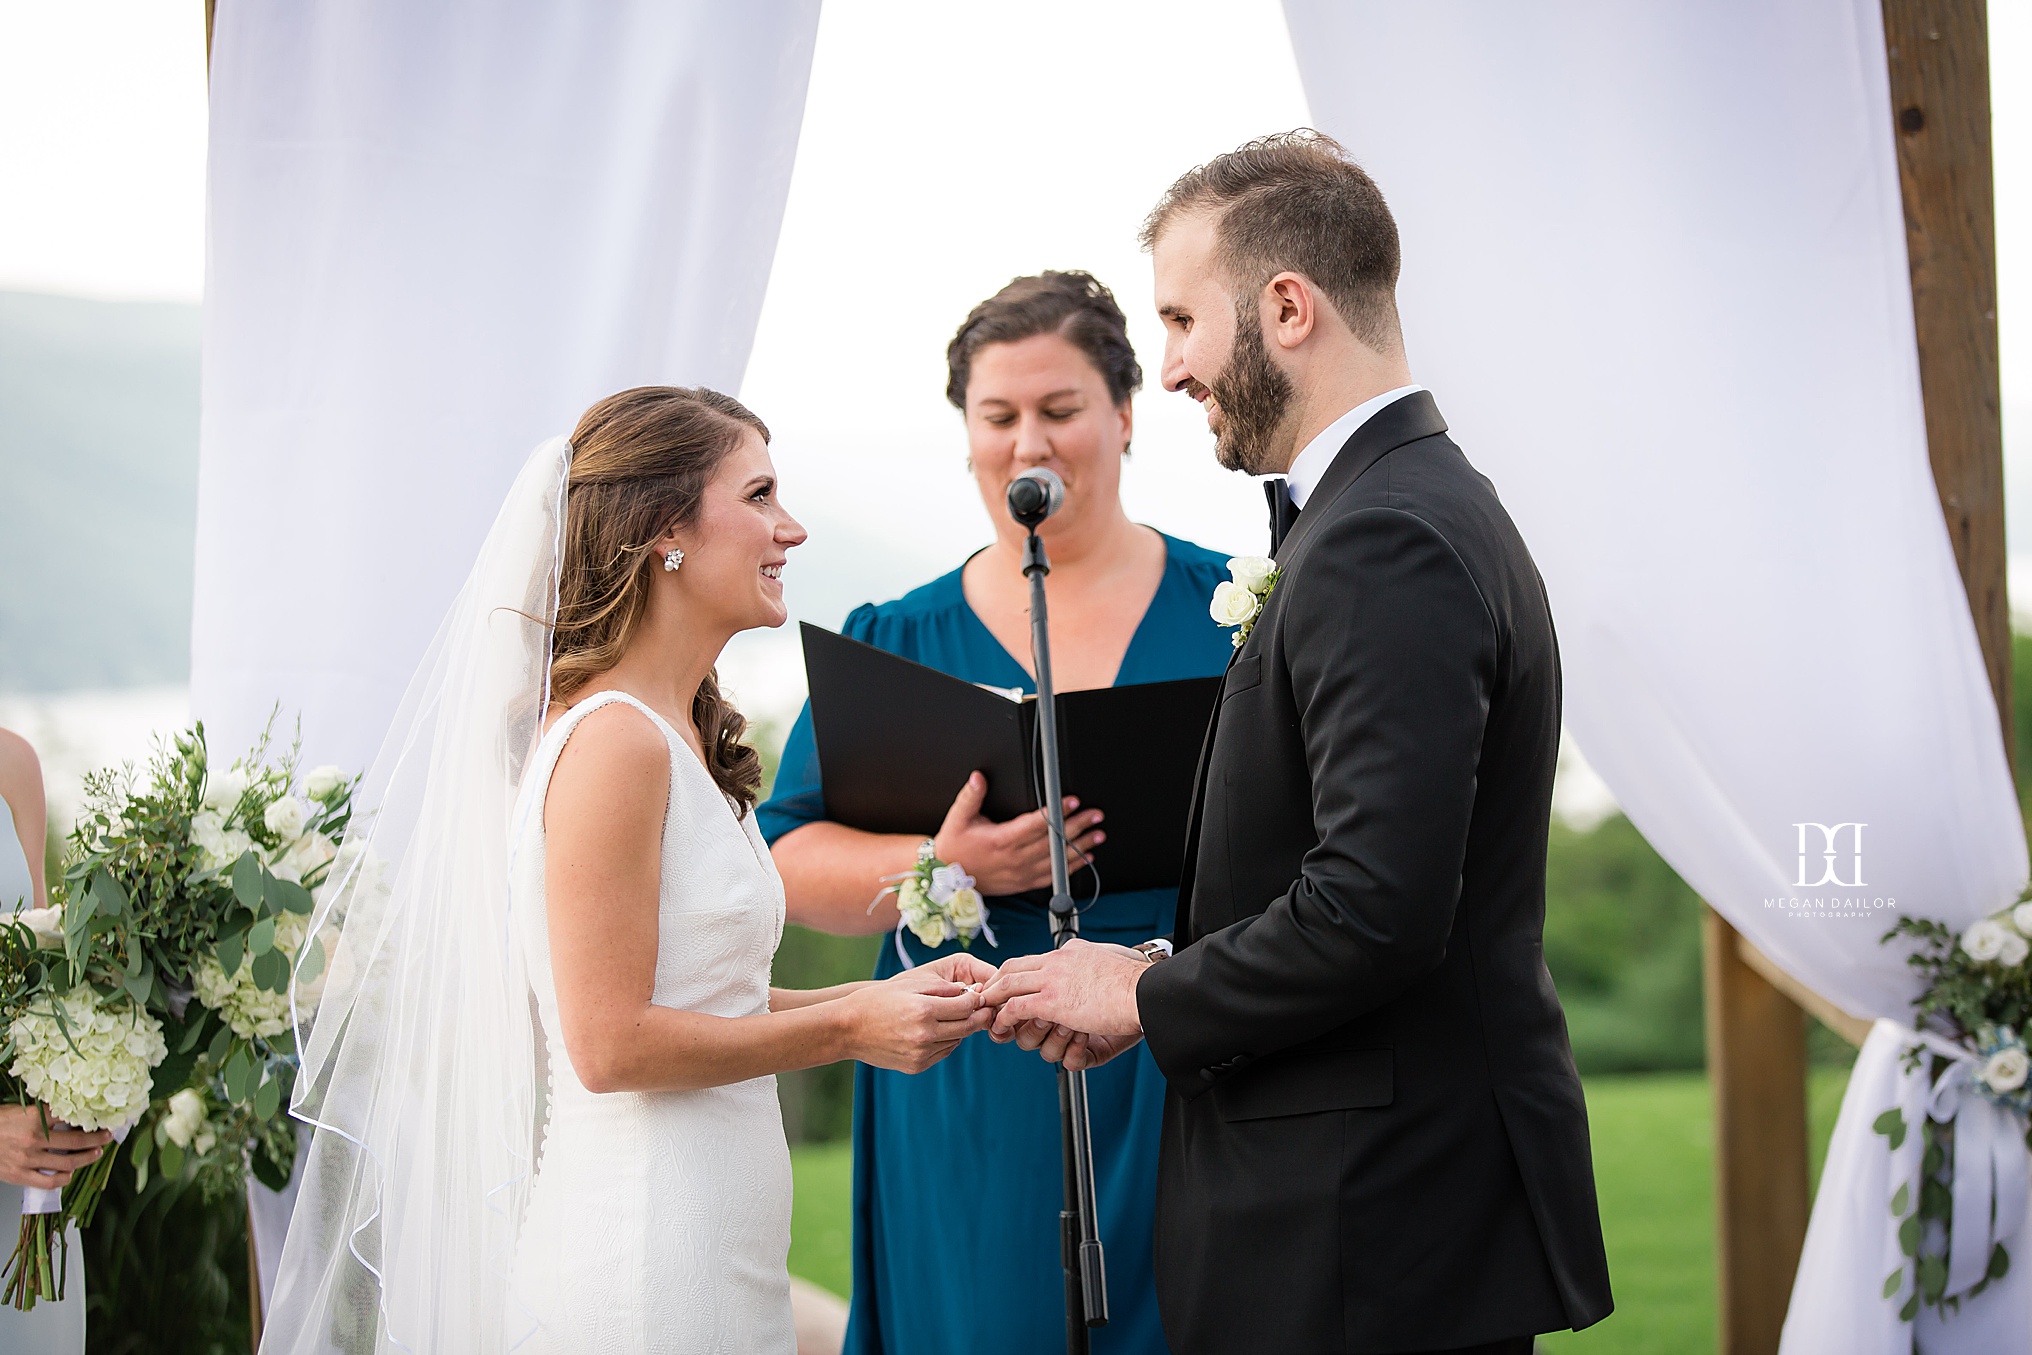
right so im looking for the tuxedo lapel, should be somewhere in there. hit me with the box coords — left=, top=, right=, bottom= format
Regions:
left=1273, top=391, right=1449, bottom=568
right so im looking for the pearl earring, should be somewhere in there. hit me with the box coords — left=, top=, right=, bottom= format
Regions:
left=663, top=549, right=684, bottom=572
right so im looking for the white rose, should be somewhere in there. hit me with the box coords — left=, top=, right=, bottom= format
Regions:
left=1227, top=555, right=1276, bottom=592
left=895, top=878, right=930, bottom=924
left=1984, top=1047, right=2030, bottom=1094
left=2013, top=902, right=2032, bottom=937
left=10, top=905, right=65, bottom=948
left=204, top=768, right=249, bottom=810
left=304, top=765, right=345, bottom=799
left=162, top=1088, right=205, bottom=1147
left=264, top=795, right=309, bottom=840
left=946, top=887, right=985, bottom=933
left=1210, top=580, right=1260, bottom=627
left=1963, top=919, right=2009, bottom=962
left=2002, top=930, right=2032, bottom=967
left=908, top=911, right=951, bottom=949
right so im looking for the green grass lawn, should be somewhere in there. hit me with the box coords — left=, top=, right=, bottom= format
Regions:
left=789, top=1067, right=1857, bottom=1352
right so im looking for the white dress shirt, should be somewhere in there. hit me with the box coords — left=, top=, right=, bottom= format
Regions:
left=1282, top=385, right=1425, bottom=509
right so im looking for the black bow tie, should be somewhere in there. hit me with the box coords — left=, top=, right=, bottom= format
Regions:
left=1266, top=478, right=1300, bottom=554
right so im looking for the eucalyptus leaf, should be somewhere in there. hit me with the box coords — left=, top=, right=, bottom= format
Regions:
left=1899, top=1214, right=1921, bottom=1257
left=267, top=877, right=314, bottom=916
left=232, top=853, right=264, bottom=910
left=253, top=1072, right=281, bottom=1121
left=247, top=917, right=277, bottom=958
left=1991, top=1243, right=2011, bottom=1280
left=1923, top=1141, right=1945, bottom=1177
left=1891, top=1183, right=1910, bottom=1216
left=177, top=1011, right=210, bottom=1055
left=252, top=947, right=290, bottom=994
left=1900, top=1293, right=1920, bottom=1322
left=122, top=969, right=151, bottom=1007
left=158, top=1139, right=184, bottom=1182
left=217, top=929, right=246, bottom=977
left=296, top=936, right=326, bottom=985
left=91, top=869, right=128, bottom=919
left=1921, top=1178, right=1952, bottom=1221
left=1919, top=1253, right=1948, bottom=1301
left=225, top=1046, right=254, bottom=1103
left=207, top=1024, right=233, bottom=1066
left=1882, top=1267, right=1904, bottom=1299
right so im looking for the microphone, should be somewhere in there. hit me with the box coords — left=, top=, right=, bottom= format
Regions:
left=1006, top=468, right=1065, bottom=530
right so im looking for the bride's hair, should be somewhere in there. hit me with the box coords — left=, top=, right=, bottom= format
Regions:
left=551, top=385, right=768, bottom=812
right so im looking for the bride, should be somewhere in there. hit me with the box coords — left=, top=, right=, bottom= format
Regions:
left=261, top=387, right=995, bottom=1354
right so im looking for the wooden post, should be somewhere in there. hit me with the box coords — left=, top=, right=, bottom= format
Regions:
left=1881, top=0, right=2010, bottom=771
left=1705, top=4, right=2005, bottom=1352
left=1705, top=908, right=1811, bottom=1355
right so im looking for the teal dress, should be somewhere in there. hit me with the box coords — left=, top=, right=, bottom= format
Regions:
left=758, top=533, right=1235, bottom=1355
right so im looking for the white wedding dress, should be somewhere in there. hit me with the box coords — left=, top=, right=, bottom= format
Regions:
left=507, top=690, right=794, bottom=1354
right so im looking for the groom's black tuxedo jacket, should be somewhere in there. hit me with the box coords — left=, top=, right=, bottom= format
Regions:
left=1137, top=393, right=1612, bottom=1353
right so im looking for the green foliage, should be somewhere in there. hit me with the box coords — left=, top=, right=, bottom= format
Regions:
left=1542, top=814, right=1707, bottom=1073
left=82, top=1159, right=249, bottom=1354
left=1884, top=914, right=2032, bottom=1044
left=773, top=926, right=880, bottom=1144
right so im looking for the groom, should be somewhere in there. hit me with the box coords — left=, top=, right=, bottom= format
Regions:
left=981, top=131, right=1613, bottom=1354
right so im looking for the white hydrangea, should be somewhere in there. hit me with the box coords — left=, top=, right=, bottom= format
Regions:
left=191, top=910, right=331, bottom=1039
left=191, top=809, right=255, bottom=876
left=8, top=992, right=166, bottom=1132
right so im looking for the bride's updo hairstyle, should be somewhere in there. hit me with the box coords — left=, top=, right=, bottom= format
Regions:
left=551, top=385, right=767, bottom=812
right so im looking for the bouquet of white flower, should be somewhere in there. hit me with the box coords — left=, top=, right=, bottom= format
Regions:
left=0, top=717, right=354, bottom=1309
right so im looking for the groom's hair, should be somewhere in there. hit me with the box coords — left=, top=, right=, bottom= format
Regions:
left=1140, top=129, right=1402, bottom=353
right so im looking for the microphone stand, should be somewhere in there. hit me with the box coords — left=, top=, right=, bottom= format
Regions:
left=1021, top=523, right=1109, bottom=1353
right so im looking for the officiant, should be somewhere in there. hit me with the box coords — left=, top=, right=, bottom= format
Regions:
left=761, top=271, right=1232, bottom=1355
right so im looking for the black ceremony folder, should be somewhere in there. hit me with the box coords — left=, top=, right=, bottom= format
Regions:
left=799, top=622, right=1222, bottom=894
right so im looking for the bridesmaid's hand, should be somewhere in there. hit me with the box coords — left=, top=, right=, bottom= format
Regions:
left=0, top=1104, right=108, bottom=1189
left=915, top=951, right=998, bottom=989
left=931, top=772, right=1103, bottom=896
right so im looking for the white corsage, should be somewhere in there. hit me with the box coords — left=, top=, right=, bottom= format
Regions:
left=1210, top=554, right=1281, bottom=649
left=874, top=840, right=997, bottom=969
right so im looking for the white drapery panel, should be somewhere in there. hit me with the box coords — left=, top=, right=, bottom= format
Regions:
left=196, top=0, right=820, bottom=1308
left=193, top=0, right=821, bottom=778
left=1280, top=0, right=2022, bottom=1033
left=1283, top=1, right=2027, bottom=1347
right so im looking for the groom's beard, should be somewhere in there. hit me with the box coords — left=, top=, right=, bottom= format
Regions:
left=1205, top=312, right=1296, bottom=476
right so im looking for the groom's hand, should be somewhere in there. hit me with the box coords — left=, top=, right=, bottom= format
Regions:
left=979, top=939, right=1146, bottom=1045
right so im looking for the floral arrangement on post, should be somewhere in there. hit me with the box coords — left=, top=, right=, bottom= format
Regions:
left=1871, top=901, right=2032, bottom=1321
left=0, top=718, right=352, bottom=1309
left=875, top=840, right=995, bottom=966
left=1209, top=555, right=1280, bottom=649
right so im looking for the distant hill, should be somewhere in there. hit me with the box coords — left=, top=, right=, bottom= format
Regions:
left=0, top=290, right=199, bottom=691
left=0, top=289, right=949, bottom=699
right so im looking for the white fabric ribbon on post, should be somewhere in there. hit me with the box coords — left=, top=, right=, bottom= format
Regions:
left=1904, top=1028, right=2032, bottom=1298
left=1783, top=1022, right=2032, bottom=1353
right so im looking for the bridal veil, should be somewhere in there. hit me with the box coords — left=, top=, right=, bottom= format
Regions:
left=263, top=438, right=570, bottom=1353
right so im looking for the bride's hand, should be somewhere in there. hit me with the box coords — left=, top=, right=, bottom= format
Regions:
left=911, top=951, right=998, bottom=990
left=842, top=969, right=994, bottom=1074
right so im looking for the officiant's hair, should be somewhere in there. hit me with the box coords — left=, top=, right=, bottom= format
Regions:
left=1140, top=129, right=1402, bottom=353
left=551, top=385, right=768, bottom=813
left=944, top=270, right=1143, bottom=413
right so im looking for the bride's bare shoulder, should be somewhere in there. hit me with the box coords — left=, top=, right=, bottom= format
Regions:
left=545, top=699, right=670, bottom=815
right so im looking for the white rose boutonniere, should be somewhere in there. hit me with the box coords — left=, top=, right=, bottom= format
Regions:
left=1210, top=555, right=1281, bottom=649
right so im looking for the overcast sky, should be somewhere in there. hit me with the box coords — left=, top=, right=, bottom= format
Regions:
left=1, top=0, right=2027, bottom=662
